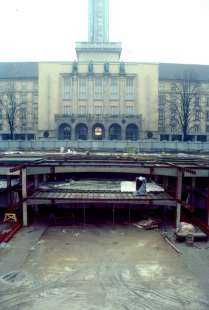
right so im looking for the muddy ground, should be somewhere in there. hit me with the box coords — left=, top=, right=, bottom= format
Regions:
left=0, top=214, right=209, bottom=310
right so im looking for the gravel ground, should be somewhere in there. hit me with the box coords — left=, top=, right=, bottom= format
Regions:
left=0, top=215, right=209, bottom=310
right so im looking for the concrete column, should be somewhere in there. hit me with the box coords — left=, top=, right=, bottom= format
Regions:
left=43, top=174, right=47, bottom=182
left=7, top=176, right=11, bottom=206
left=207, top=180, right=209, bottom=226
left=175, top=170, right=182, bottom=228
left=163, top=176, right=168, bottom=190
left=22, top=167, right=28, bottom=226
left=34, top=174, right=39, bottom=213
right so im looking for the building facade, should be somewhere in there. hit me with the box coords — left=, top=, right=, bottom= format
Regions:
left=0, top=0, right=209, bottom=142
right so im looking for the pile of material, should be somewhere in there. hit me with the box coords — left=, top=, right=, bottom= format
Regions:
left=133, top=218, right=161, bottom=230
left=176, top=221, right=208, bottom=242
left=0, top=219, right=23, bottom=244
left=178, top=222, right=195, bottom=234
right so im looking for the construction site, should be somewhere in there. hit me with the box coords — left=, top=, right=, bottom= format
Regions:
left=0, top=150, right=209, bottom=309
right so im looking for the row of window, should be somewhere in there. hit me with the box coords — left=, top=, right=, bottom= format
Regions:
left=0, top=82, right=38, bottom=91
left=0, top=123, right=37, bottom=132
left=0, top=108, right=38, bottom=119
left=63, top=106, right=134, bottom=116
left=159, top=124, right=209, bottom=133
left=159, top=95, right=209, bottom=106
left=64, top=77, right=134, bottom=100
left=0, top=94, right=38, bottom=104
left=159, top=83, right=209, bottom=93
left=158, top=109, right=208, bottom=120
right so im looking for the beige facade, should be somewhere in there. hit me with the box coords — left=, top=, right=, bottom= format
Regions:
left=38, top=60, right=158, bottom=141
left=0, top=75, right=38, bottom=140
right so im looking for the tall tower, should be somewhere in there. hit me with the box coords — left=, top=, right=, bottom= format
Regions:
left=88, top=0, right=109, bottom=42
left=75, top=0, right=121, bottom=62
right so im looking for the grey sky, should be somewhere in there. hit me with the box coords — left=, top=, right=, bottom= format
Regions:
left=1, top=0, right=209, bottom=64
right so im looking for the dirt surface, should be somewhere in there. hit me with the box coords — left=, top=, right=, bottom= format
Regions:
left=0, top=215, right=209, bottom=310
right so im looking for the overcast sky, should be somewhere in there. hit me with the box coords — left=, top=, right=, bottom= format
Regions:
left=1, top=0, right=209, bottom=64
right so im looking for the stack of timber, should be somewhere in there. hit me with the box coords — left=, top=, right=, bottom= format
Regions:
left=0, top=219, right=23, bottom=243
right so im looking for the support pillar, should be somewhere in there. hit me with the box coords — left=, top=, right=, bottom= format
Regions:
left=34, top=174, right=39, bottom=213
left=7, top=175, right=11, bottom=206
left=83, top=204, right=86, bottom=230
left=43, top=174, right=47, bottom=182
left=163, top=176, right=168, bottom=191
left=175, top=170, right=182, bottom=228
left=207, top=180, right=209, bottom=226
left=22, top=167, right=28, bottom=226
left=112, top=204, right=115, bottom=230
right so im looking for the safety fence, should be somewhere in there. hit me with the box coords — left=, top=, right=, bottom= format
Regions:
left=1, top=139, right=209, bottom=152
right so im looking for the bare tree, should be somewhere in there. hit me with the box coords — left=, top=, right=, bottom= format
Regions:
left=159, top=69, right=204, bottom=141
left=0, top=82, right=28, bottom=140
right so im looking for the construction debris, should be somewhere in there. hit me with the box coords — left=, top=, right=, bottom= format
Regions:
left=165, top=237, right=180, bottom=253
left=133, top=218, right=161, bottom=230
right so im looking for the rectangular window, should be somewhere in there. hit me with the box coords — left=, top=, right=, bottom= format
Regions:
left=0, top=83, right=2, bottom=91
left=159, top=109, right=164, bottom=119
left=0, top=124, right=2, bottom=131
left=171, top=109, right=175, bottom=119
left=22, top=123, right=26, bottom=132
left=21, top=108, right=26, bottom=119
left=195, top=97, right=200, bottom=106
left=34, top=82, right=38, bottom=90
left=194, top=125, right=199, bottom=132
left=79, top=78, right=86, bottom=99
left=171, top=84, right=176, bottom=91
left=10, top=83, right=14, bottom=90
left=95, top=106, right=102, bottom=115
left=171, top=124, right=176, bottom=132
left=22, top=83, right=27, bottom=90
left=0, top=108, right=2, bottom=119
left=110, top=106, right=118, bottom=116
left=95, top=78, right=102, bottom=99
left=206, top=111, right=209, bottom=120
left=206, top=125, right=209, bottom=132
left=158, top=124, right=164, bottom=132
left=33, top=108, right=38, bottom=119
left=64, top=78, right=70, bottom=99
left=171, top=96, right=176, bottom=104
left=195, top=111, right=199, bottom=120
left=0, top=96, right=2, bottom=104
left=64, top=106, right=70, bottom=115
left=126, top=78, right=134, bottom=100
left=110, top=79, right=118, bottom=100
left=206, top=98, right=209, bottom=106
left=126, top=106, right=133, bottom=115
left=159, top=95, right=165, bottom=105
left=159, top=83, right=164, bottom=91
left=21, top=95, right=27, bottom=104
left=33, top=94, right=38, bottom=104
left=79, top=106, right=86, bottom=115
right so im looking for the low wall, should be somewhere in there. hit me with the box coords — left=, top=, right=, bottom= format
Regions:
left=1, top=139, right=209, bottom=152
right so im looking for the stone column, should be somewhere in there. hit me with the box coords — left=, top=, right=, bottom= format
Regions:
left=121, top=127, right=126, bottom=141
left=72, top=75, right=78, bottom=115
left=103, top=75, right=109, bottom=115
left=88, top=74, right=94, bottom=115
left=119, top=76, right=125, bottom=115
